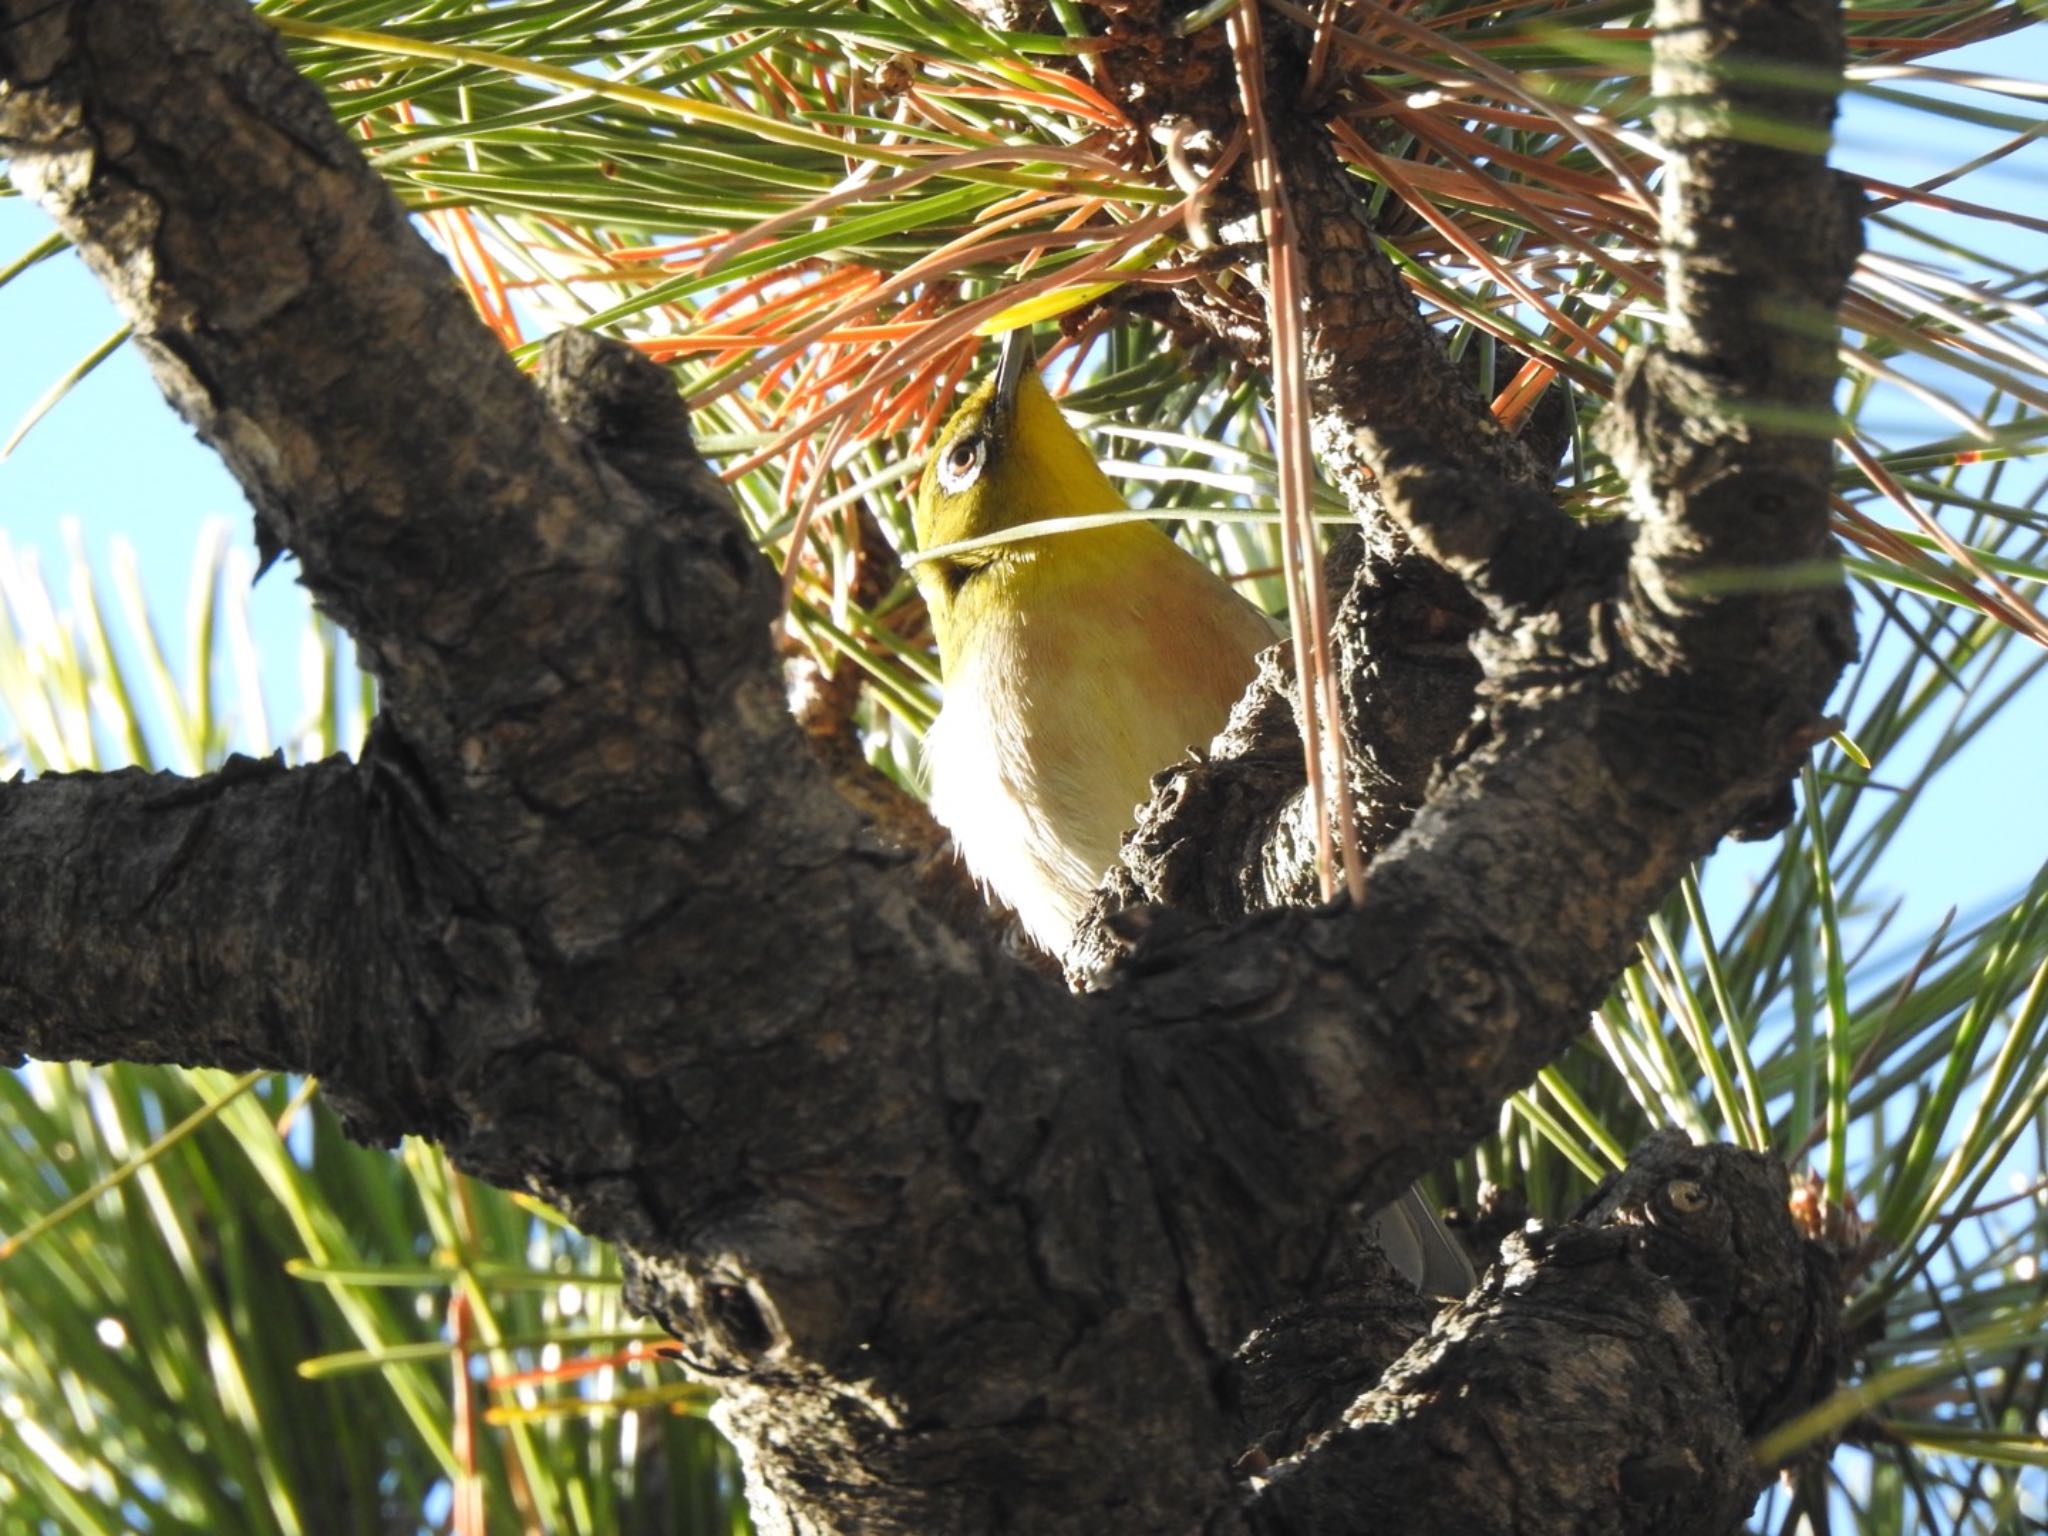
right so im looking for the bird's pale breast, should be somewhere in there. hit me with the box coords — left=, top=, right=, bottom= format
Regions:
left=925, top=536, right=1273, bottom=952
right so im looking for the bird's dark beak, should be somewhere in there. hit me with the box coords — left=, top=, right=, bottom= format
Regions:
left=992, top=328, right=1034, bottom=422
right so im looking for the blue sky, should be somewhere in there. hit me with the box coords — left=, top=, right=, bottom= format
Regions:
left=0, top=32, right=2043, bottom=952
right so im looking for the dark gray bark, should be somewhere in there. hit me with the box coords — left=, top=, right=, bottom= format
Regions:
left=0, top=0, right=1856, bottom=1531
left=1247, top=1135, right=1845, bottom=1535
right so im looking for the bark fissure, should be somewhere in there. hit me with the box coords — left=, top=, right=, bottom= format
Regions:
left=0, top=0, right=1857, bottom=1530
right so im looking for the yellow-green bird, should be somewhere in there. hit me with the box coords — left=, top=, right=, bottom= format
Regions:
left=911, top=331, right=1475, bottom=1298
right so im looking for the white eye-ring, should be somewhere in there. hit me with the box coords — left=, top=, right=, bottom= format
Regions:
left=937, top=433, right=986, bottom=493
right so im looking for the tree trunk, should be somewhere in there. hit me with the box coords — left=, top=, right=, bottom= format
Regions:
left=0, top=0, right=1858, bottom=1530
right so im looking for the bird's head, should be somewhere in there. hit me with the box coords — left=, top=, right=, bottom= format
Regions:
left=911, top=331, right=1124, bottom=599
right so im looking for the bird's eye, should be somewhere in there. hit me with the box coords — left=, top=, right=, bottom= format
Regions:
left=938, top=434, right=986, bottom=493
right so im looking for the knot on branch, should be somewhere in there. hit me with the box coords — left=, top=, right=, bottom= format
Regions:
left=1601, top=344, right=1856, bottom=690
left=1243, top=1134, right=1843, bottom=1536
left=1363, top=438, right=1634, bottom=725
left=1602, top=347, right=1745, bottom=497
left=537, top=328, right=738, bottom=532
left=532, top=327, right=782, bottom=705
left=1372, top=441, right=1583, bottom=620
left=1572, top=1130, right=1845, bottom=1434
left=1231, top=1218, right=1436, bottom=1471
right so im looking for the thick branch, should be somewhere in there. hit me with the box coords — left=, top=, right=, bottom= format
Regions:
left=1612, top=0, right=1863, bottom=672
left=1248, top=1138, right=1844, bottom=1534
left=0, top=758, right=378, bottom=1077
left=1087, top=4, right=1543, bottom=512
left=0, top=3, right=573, bottom=696
left=0, top=0, right=726, bottom=954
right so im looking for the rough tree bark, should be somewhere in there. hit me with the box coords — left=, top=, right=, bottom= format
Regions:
left=0, top=1, right=1857, bottom=1531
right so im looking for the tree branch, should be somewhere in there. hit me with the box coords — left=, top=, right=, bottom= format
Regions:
left=0, top=757, right=367, bottom=1072
left=1086, top=3, right=1544, bottom=511
left=1248, top=1137, right=1845, bottom=1534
